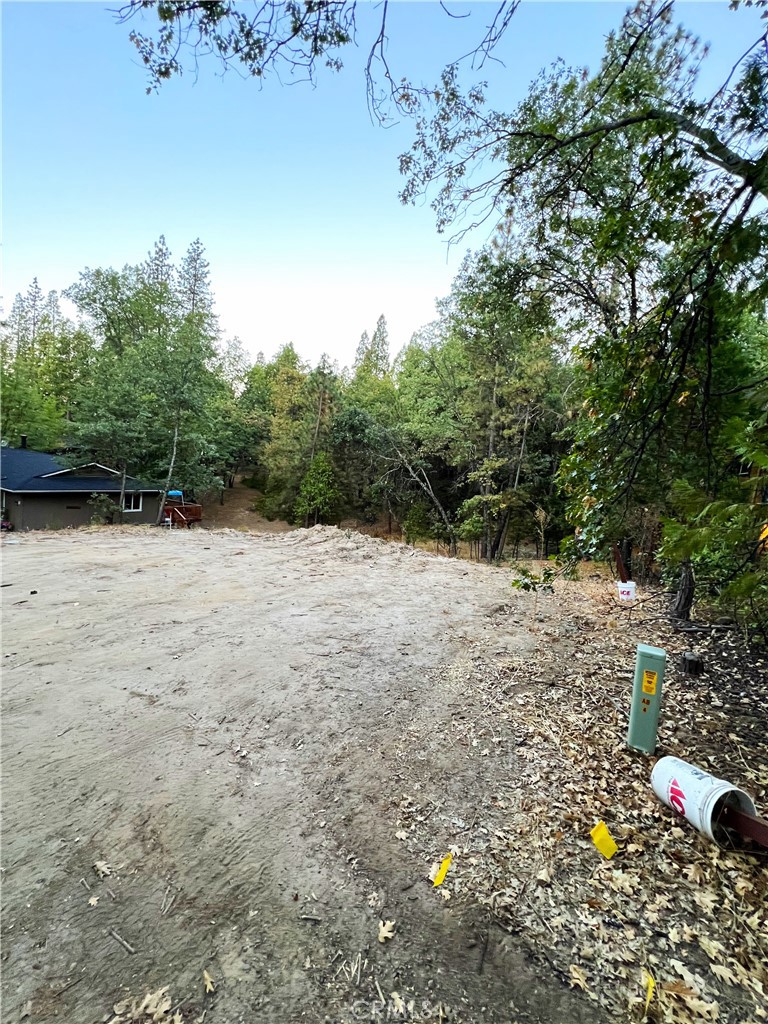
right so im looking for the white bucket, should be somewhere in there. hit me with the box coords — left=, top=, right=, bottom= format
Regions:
left=617, top=580, right=636, bottom=601
left=651, top=756, right=757, bottom=845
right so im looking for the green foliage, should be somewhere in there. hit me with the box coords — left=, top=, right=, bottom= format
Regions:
left=456, top=512, right=483, bottom=542
left=659, top=464, right=768, bottom=632
left=13, top=0, right=768, bottom=637
left=88, top=492, right=120, bottom=525
left=294, top=453, right=340, bottom=526
left=1, top=355, right=65, bottom=449
left=402, top=502, right=434, bottom=545
left=122, top=1, right=356, bottom=92
left=510, top=565, right=558, bottom=593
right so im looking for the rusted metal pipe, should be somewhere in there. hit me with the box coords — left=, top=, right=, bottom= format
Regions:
left=718, top=805, right=768, bottom=849
left=613, top=544, right=629, bottom=584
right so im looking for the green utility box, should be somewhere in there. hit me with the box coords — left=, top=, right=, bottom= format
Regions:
left=627, top=643, right=667, bottom=754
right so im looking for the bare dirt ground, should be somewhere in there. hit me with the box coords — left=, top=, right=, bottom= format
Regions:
left=201, top=481, right=295, bottom=535
left=2, top=526, right=766, bottom=1024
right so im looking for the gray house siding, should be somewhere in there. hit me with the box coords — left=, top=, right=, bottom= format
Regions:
left=1, top=492, right=161, bottom=531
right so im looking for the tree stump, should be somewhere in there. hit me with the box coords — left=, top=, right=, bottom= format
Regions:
left=670, top=560, right=695, bottom=621
left=681, top=652, right=704, bottom=676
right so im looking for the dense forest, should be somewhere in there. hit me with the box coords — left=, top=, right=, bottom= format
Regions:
left=3, top=2, right=767, bottom=632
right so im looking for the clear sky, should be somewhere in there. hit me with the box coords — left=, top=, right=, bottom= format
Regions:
left=2, top=1, right=763, bottom=369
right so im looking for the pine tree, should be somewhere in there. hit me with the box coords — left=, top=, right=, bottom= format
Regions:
left=294, top=452, right=340, bottom=526
left=178, top=238, right=214, bottom=319
left=354, top=330, right=370, bottom=369
left=370, top=315, right=389, bottom=377
left=25, top=278, right=44, bottom=353
left=5, top=294, right=29, bottom=354
left=143, top=235, right=174, bottom=288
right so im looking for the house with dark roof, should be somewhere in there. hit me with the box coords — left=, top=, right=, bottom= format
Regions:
left=0, top=444, right=161, bottom=531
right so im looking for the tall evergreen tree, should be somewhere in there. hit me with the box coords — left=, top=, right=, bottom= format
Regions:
left=179, top=238, right=214, bottom=321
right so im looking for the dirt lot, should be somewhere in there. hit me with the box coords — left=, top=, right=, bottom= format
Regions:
left=2, top=526, right=766, bottom=1024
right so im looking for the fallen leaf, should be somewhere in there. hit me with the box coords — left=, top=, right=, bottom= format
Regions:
left=93, top=860, right=112, bottom=878
left=660, top=981, right=698, bottom=997
left=378, top=919, right=396, bottom=943
left=693, top=890, right=718, bottom=913
left=609, top=871, right=635, bottom=895
left=112, top=987, right=173, bottom=1022
left=569, top=964, right=590, bottom=992
left=669, top=959, right=701, bottom=993
left=698, top=936, right=726, bottom=961
left=138, top=988, right=172, bottom=1017
left=684, top=864, right=706, bottom=885
left=711, top=963, right=738, bottom=986
left=88, top=896, right=100, bottom=907
left=734, top=877, right=753, bottom=897
left=203, top=969, right=215, bottom=993
left=395, top=830, right=408, bottom=841
left=683, top=997, right=720, bottom=1021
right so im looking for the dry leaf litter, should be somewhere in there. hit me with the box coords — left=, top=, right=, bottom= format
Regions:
left=388, top=579, right=767, bottom=1024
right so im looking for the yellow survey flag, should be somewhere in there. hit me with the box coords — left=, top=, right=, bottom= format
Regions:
left=590, top=821, right=618, bottom=859
left=643, top=969, right=656, bottom=1016
left=432, top=853, right=453, bottom=887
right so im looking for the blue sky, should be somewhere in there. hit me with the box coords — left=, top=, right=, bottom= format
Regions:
left=3, top=1, right=763, bottom=368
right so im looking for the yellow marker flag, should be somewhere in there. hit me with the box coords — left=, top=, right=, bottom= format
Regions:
left=432, top=853, right=453, bottom=887
left=643, top=969, right=656, bottom=1017
left=590, top=821, right=618, bottom=859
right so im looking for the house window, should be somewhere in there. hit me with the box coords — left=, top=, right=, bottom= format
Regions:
left=122, top=492, right=143, bottom=513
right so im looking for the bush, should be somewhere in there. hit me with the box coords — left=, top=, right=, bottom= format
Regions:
left=88, top=492, right=120, bottom=525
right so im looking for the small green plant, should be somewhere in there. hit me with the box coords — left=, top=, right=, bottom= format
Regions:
left=88, top=492, right=120, bottom=525
left=511, top=564, right=558, bottom=592
left=402, top=502, right=434, bottom=545
left=511, top=557, right=576, bottom=592
left=294, top=452, right=340, bottom=526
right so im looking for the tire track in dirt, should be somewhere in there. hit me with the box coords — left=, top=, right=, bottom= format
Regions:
left=1, top=527, right=601, bottom=1024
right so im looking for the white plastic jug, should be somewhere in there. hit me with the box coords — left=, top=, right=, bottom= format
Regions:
left=617, top=580, right=636, bottom=601
left=651, top=755, right=757, bottom=845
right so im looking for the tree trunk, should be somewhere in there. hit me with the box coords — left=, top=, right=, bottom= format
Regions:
left=490, top=509, right=510, bottom=561
left=117, top=465, right=127, bottom=525
left=619, top=537, right=633, bottom=581
left=513, top=406, right=530, bottom=491
left=484, top=373, right=499, bottom=564
left=155, top=418, right=180, bottom=525
left=309, top=389, right=324, bottom=461
left=394, top=446, right=457, bottom=555
left=670, top=560, right=695, bottom=621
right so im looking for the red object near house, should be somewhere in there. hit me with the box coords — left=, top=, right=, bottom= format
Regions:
left=163, top=493, right=203, bottom=528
